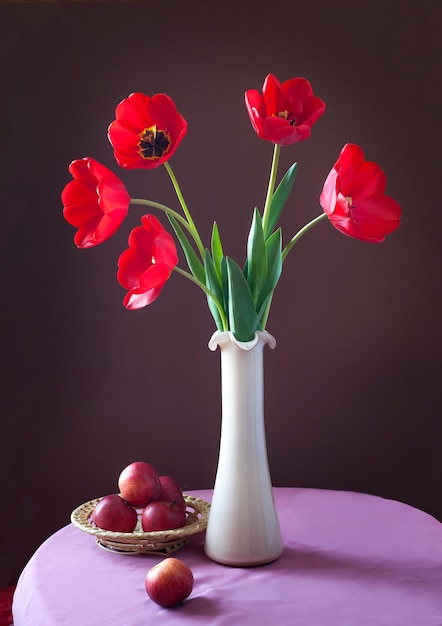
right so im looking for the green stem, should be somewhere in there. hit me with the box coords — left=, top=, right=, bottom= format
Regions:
left=282, top=212, right=327, bottom=261
left=130, top=197, right=204, bottom=260
left=130, top=198, right=191, bottom=232
left=261, top=213, right=328, bottom=330
left=173, top=266, right=228, bottom=330
left=260, top=293, right=273, bottom=331
left=164, top=161, right=205, bottom=258
left=262, top=143, right=281, bottom=235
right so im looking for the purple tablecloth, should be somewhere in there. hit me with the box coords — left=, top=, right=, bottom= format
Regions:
left=12, top=488, right=442, bottom=625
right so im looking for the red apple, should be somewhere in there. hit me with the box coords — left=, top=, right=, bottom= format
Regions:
left=118, top=461, right=161, bottom=508
left=145, top=558, right=193, bottom=607
left=142, top=500, right=187, bottom=532
left=91, top=494, right=137, bottom=532
left=159, top=475, right=186, bottom=512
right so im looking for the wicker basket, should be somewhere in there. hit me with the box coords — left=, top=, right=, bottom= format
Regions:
left=71, top=494, right=210, bottom=555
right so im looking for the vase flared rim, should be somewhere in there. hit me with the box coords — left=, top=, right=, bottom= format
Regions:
left=208, top=330, right=276, bottom=352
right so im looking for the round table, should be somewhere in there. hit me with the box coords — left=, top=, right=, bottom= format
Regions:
left=12, top=488, right=442, bottom=625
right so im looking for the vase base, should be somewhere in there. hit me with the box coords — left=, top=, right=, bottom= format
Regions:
left=204, top=545, right=284, bottom=568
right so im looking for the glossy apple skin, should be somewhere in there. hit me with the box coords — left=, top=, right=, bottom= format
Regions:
left=118, top=461, right=161, bottom=508
left=141, top=500, right=187, bottom=532
left=91, top=494, right=137, bottom=532
left=145, top=558, right=193, bottom=607
left=159, top=475, right=186, bottom=512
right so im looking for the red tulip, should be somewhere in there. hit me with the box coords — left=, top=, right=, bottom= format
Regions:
left=320, top=143, right=402, bottom=243
left=108, top=92, right=188, bottom=169
left=117, top=214, right=178, bottom=309
left=245, top=74, right=325, bottom=146
left=62, top=157, right=130, bottom=248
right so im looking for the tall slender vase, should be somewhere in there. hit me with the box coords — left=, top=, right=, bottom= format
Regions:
left=204, top=330, right=284, bottom=566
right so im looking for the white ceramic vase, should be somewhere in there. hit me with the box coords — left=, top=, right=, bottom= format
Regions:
left=204, top=330, right=284, bottom=566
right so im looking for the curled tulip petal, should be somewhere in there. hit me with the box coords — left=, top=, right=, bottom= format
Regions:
left=117, top=214, right=178, bottom=309
left=320, top=144, right=401, bottom=243
left=61, top=157, right=130, bottom=248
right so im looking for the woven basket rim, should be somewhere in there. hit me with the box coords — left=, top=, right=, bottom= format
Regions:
left=70, top=494, right=210, bottom=544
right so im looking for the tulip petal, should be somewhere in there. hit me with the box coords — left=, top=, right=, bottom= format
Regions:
left=117, top=214, right=178, bottom=308
left=320, top=145, right=401, bottom=242
left=245, top=74, right=325, bottom=145
left=108, top=92, right=187, bottom=170
left=61, top=157, right=130, bottom=248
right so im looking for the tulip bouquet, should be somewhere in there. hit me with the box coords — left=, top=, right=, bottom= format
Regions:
left=62, top=74, right=401, bottom=342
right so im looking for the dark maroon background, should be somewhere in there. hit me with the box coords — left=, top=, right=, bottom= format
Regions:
left=1, top=0, right=441, bottom=587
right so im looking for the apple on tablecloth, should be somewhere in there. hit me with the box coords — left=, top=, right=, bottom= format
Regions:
left=145, top=558, right=194, bottom=607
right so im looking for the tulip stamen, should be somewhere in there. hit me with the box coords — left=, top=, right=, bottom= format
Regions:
left=139, top=125, right=171, bottom=160
left=277, top=110, right=297, bottom=125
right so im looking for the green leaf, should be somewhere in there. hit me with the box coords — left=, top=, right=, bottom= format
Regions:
left=246, top=208, right=267, bottom=304
left=220, top=255, right=228, bottom=312
left=167, top=215, right=206, bottom=284
left=211, top=222, right=224, bottom=281
left=264, top=162, right=298, bottom=239
left=204, top=249, right=226, bottom=331
left=226, top=257, right=259, bottom=342
left=256, top=228, right=283, bottom=319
